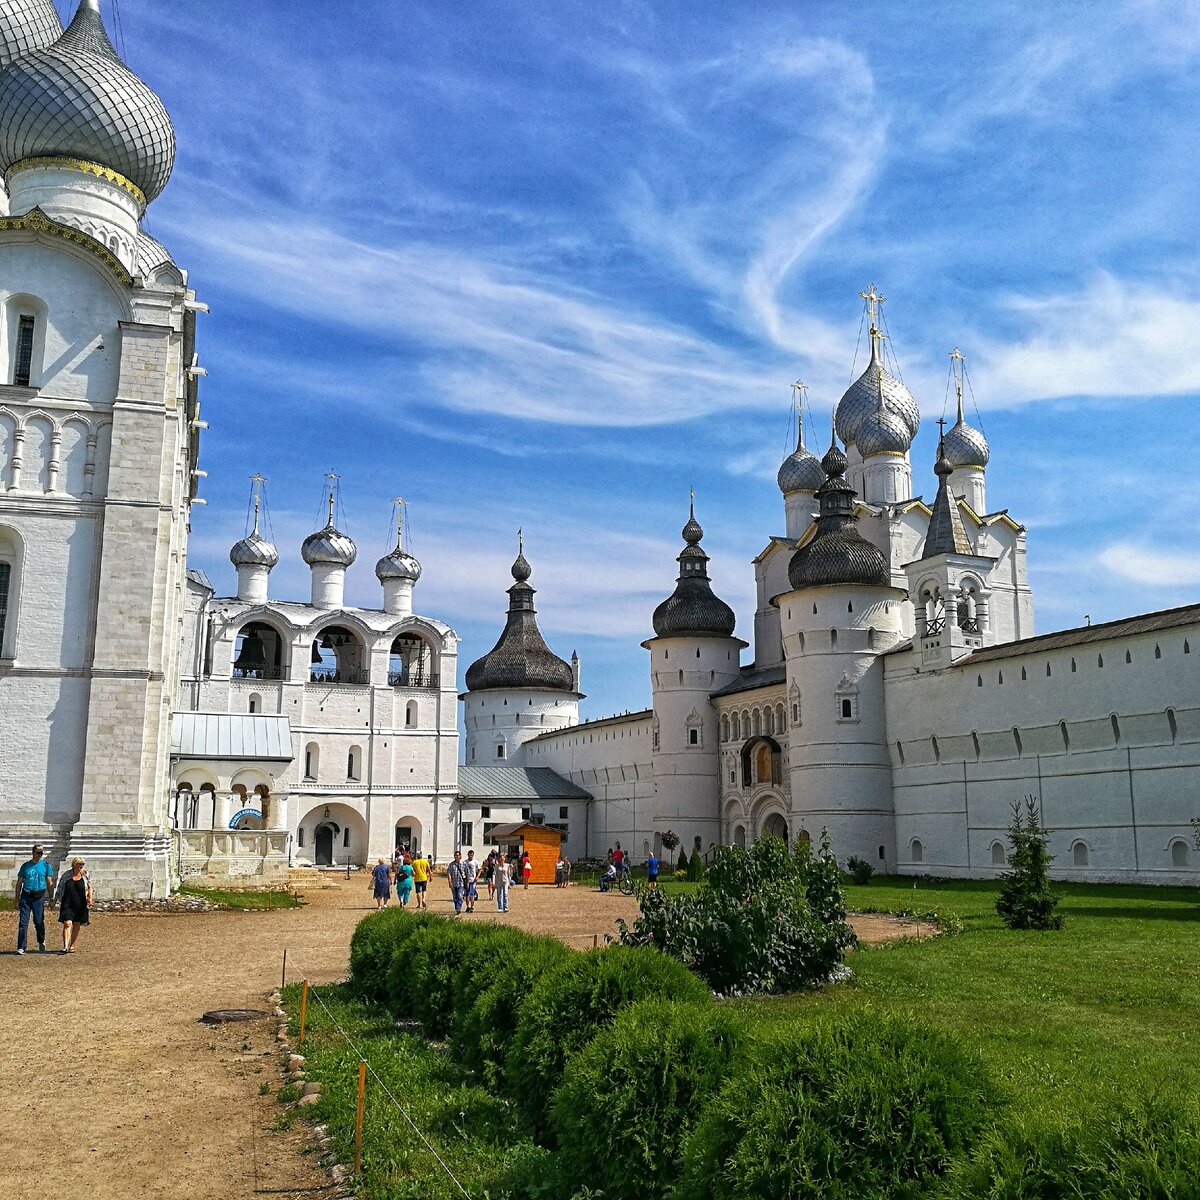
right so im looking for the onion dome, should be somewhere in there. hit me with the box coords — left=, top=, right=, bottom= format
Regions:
left=0, top=0, right=176, bottom=202
left=788, top=428, right=890, bottom=590
left=651, top=501, right=737, bottom=638
left=230, top=529, right=278, bottom=570
left=941, top=388, right=989, bottom=470
left=777, top=412, right=825, bottom=494
left=301, top=523, right=357, bottom=567
left=855, top=404, right=912, bottom=458
left=0, top=0, right=61, bottom=71
left=922, top=439, right=973, bottom=558
left=375, top=537, right=422, bottom=583
left=465, top=542, right=575, bottom=692
left=835, top=342, right=919, bottom=450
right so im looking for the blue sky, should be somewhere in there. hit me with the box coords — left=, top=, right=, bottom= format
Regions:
left=93, top=0, right=1200, bottom=719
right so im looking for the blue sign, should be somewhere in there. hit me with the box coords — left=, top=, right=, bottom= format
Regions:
left=229, top=808, right=263, bottom=828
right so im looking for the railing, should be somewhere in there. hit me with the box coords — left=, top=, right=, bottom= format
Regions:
left=232, top=665, right=286, bottom=681
left=388, top=670, right=440, bottom=689
left=924, top=615, right=946, bottom=636
left=310, top=667, right=371, bottom=685
left=960, top=617, right=981, bottom=634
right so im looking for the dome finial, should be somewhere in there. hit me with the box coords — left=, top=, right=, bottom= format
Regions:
left=682, top=490, right=704, bottom=545
left=777, top=382, right=825, bottom=495
left=949, top=347, right=966, bottom=425
left=230, top=474, right=278, bottom=571
left=512, top=528, right=532, bottom=582
left=859, top=282, right=886, bottom=363
left=249, top=472, right=265, bottom=536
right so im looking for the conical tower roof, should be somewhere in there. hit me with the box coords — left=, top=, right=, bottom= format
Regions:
left=922, top=432, right=973, bottom=558
left=651, top=500, right=736, bottom=638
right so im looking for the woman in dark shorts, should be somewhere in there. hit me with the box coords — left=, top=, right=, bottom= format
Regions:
left=58, top=857, right=92, bottom=953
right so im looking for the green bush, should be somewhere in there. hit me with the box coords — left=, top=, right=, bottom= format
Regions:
left=941, top=1094, right=1200, bottom=1199
left=405, top=921, right=495, bottom=1038
left=673, top=868, right=688, bottom=881
left=553, top=1000, right=742, bottom=1200
left=508, top=944, right=711, bottom=1141
left=996, top=796, right=1063, bottom=930
left=845, top=855, right=874, bottom=885
left=618, top=832, right=856, bottom=996
left=386, top=920, right=460, bottom=1024
left=451, top=928, right=571, bottom=1078
left=686, top=848, right=704, bottom=882
left=348, top=908, right=444, bottom=1003
left=674, top=1011, right=997, bottom=1200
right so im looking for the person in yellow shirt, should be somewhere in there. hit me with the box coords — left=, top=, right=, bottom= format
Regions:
left=411, top=852, right=431, bottom=909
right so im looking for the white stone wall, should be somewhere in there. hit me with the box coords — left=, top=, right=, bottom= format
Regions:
left=463, top=687, right=579, bottom=765
left=886, top=620, right=1200, bottom=883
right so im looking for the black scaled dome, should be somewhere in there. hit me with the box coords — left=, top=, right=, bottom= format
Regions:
left=652, top=502, right=736, bottom=638
left=788, top=432, right=890, bottom=590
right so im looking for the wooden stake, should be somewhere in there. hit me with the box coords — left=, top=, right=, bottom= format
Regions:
left=281, top=947, right=288, bottom=993
left=354, top=1059, right=367, bottom=1175
left=592, top=933, right=599, bottom=949
left=299, top=979, right=308, bottom=1044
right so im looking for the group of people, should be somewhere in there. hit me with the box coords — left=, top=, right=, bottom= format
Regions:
left=599, top=843, right=660, bottom=891
left=14, top=844, right=93, bottom=955
left=368, top=845, right=544, bottom=915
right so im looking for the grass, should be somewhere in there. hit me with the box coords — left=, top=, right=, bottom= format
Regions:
left=178, top=884, right=302, bottom=910
left=0, top=895, right=13, bottom=912
left=743, top=876, right=1200, bottom=1121
left=281, top=983, right=546, bottom=1198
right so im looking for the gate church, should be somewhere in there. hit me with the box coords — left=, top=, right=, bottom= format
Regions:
left=1, top=2, right=1197, bottom=894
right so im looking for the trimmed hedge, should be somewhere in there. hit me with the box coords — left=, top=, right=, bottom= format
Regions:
left=348, top=908, right=443, bottom=1003
left=508, top=944, right=712, bottom=1140
left=553, top=999, right=743, bottom=1200
left=940, top=1094, right=1200, bottom=1199
left=674, top=1011, right=997, bottom=1200
left=451, top=930, right=572, bottom=1083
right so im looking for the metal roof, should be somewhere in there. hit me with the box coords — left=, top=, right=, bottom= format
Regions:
left=964, top=603, right=1200, bottom=665
left=457, top=766, right=591, bottom=801
left=486, top=821, right=565, bottom=841
left=171, top=712, right=294, bottom=761
left=711, top=664, right=787, bottom=697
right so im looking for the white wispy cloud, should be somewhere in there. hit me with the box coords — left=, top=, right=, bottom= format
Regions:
left=1098, top=542, right=1200, bottom=588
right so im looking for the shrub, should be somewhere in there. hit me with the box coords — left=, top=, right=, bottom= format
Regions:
left=618, top=832, right=856, bottom=996
left=996, top=796, right=1063, bottom=930
left=674, top=1011, right=997, bottom=1200
left=686, top=848, right=704, bottom=882
left=452, top=929, right=571, bottom=1081
left=674, top=869, right=688, bottom=881
left=845, top=855, right=874, bottom=885
left=386, top=919, right=464, bottom=1024
left=941, top=1093, right=1200, bottom=1199
left=508, top=944, right=711, bottom=1141
left=348, top=908, right=443, bottom=1003
left=552, top=1000, right=743, bottom=1200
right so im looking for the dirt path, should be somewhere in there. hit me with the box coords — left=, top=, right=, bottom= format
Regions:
left=0, top=879, right=913, bottom=1200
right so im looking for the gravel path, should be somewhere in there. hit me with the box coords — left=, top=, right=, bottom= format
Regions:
left=0, top=878, right=913, bottom=1199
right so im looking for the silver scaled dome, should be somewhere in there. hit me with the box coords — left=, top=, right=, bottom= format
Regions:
left=230, top=530, right=279, bottom=570
left=375, top=544, right=422, bottom=583
left=941, top=406, right=989, bottom=470
left=0, top=0, right=61, bottom=71
left=301, top=523, right=357, bottom=568
left=0, top=0, right=176, bottom=202
left=835, top=345, right=919, bottom=450
left=777, top=415, right=825, bottom=494
left=855, top=405, right=912, bottom=458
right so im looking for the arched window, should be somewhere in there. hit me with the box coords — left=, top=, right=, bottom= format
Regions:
left=304, top=742, right=319, bottom=781
left=495, top=743, right=506, bottom=760
left=347, top=745, right=361, bottom=781
left=0, top=556, right=11, bottom=658
left=1072, top=841, right=1089, bottom=867
left=911, top=838, right=924, bottom=863
left=405, top=700, right=418, bottom=728
left=247, top=692, right=262, bottom=714
left=4, top=295, right=48, bottom=388
left=1171, top=839, right=1189, bottom=868
left=991, top=840, right=1005, bottom=866
left=233, top=621, right=285, bottom=680
left=311, top=625, right=367, bottom=684
left=389, top=633, right=436, bottom=688
left=720, top=714, right=730, bottom=742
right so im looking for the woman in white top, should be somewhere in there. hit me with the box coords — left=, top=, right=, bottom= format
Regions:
left=493, top=854, right=512, bottom=913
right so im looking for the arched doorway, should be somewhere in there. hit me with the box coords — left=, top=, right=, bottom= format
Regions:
left=762, top=812, right=789, bottom=843
left=314, top=823, right=337, bottom=866
left=395, top=817, right=423, bottom=856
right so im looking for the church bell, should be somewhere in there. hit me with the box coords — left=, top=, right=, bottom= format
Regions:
left=234, top=629, right=269, bottom=672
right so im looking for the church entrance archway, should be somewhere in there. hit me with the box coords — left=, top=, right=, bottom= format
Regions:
left=762, top=812, right=788, bottom=843
left=395, top=817, right=422, bottom=856
left=314, top=824, right=336, bottom=866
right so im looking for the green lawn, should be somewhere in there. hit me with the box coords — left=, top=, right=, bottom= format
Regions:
left=744, top=877, right=1200, bottom=1121
left=178, top=884, right=302, bottom=910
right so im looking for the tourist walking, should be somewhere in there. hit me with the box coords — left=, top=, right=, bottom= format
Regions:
left=554, top=855, right=566, bottom=887
left=521, top=851, right=532, bottom=889
left=485, top=850, right=498, bottom=900
left=494, top=854, right=512, bottom=912
left=14, top=843, right=54, bottom=954
left=463, top=850, right=480, bottom=913
left=411, top=851, right=431, bottom=909
left=646, top=850, right=659, bottom=889
left=57, top=858, right=91, bottom=953
left=448, top=851, right=467, bottom=915
left=371, top=858, right=393, bottom=910
left=395, top=856, right=414, bottom=907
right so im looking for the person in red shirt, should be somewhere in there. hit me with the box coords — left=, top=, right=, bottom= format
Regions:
left=521, top=851, right=533, bottom=889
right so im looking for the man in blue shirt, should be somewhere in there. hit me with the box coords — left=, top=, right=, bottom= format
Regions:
left=15, top=844, right=54, bottom=954
left=646, top=852, right=659, bottom=890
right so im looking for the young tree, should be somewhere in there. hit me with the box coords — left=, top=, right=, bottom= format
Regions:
left=995, top=795, right=1063, bottom=930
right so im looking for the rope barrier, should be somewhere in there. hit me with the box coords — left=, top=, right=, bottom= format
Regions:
left=282, top=951, right=473, bottom=1200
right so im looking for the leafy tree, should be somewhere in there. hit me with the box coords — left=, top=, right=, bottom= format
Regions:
left=660, top=828, right=681, bottom=868
left=995, top=796, right=1063, bottom=930
left=845, top=855, right=874, bottom=885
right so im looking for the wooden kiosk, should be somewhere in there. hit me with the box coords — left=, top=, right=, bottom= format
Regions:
left=487, top=821, right=564, bottom=884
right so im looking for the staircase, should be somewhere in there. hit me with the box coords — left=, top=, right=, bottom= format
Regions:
left=287, top=866, right=339, bottom=890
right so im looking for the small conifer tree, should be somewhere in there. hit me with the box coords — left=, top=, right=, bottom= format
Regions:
left=686, top=847, right=704, bottom=882
left=995, top=795, right=1063, bottom=930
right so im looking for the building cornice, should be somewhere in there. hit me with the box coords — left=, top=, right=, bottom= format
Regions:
left=0, top=206, right=132, bottom=285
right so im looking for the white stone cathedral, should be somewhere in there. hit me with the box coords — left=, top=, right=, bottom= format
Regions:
left=1, top=3, right=1195, bottom=895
